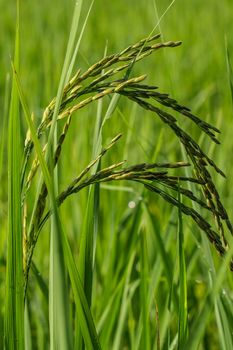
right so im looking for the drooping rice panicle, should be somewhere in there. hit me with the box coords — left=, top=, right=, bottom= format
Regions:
left=23, top=34, right=233, bottom=297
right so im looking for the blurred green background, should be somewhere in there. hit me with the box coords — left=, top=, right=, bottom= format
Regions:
left=1, top=1, right=233, bottom=349
left=1, top=0, right=233, bottom=239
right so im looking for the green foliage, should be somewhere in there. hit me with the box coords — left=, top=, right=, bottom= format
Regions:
left=1, top=1, right=233, bottom=349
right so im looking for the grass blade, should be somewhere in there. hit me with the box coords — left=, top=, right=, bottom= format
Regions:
left=4, top=2, right=24, bottom=348
left=139, top=226, right=150, bottom=350
left=177, top=186, right=188, bottom=348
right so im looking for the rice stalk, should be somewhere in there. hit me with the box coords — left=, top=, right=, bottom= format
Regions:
left=20, top=34, right=233, bottom=308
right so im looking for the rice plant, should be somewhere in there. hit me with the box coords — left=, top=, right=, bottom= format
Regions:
left=1, top=1, right=233, bottom=349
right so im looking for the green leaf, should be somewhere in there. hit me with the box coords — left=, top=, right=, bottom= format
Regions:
left=177, top=185, right=188, bottom=348
left=4, top=2, right=24, bottom=348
